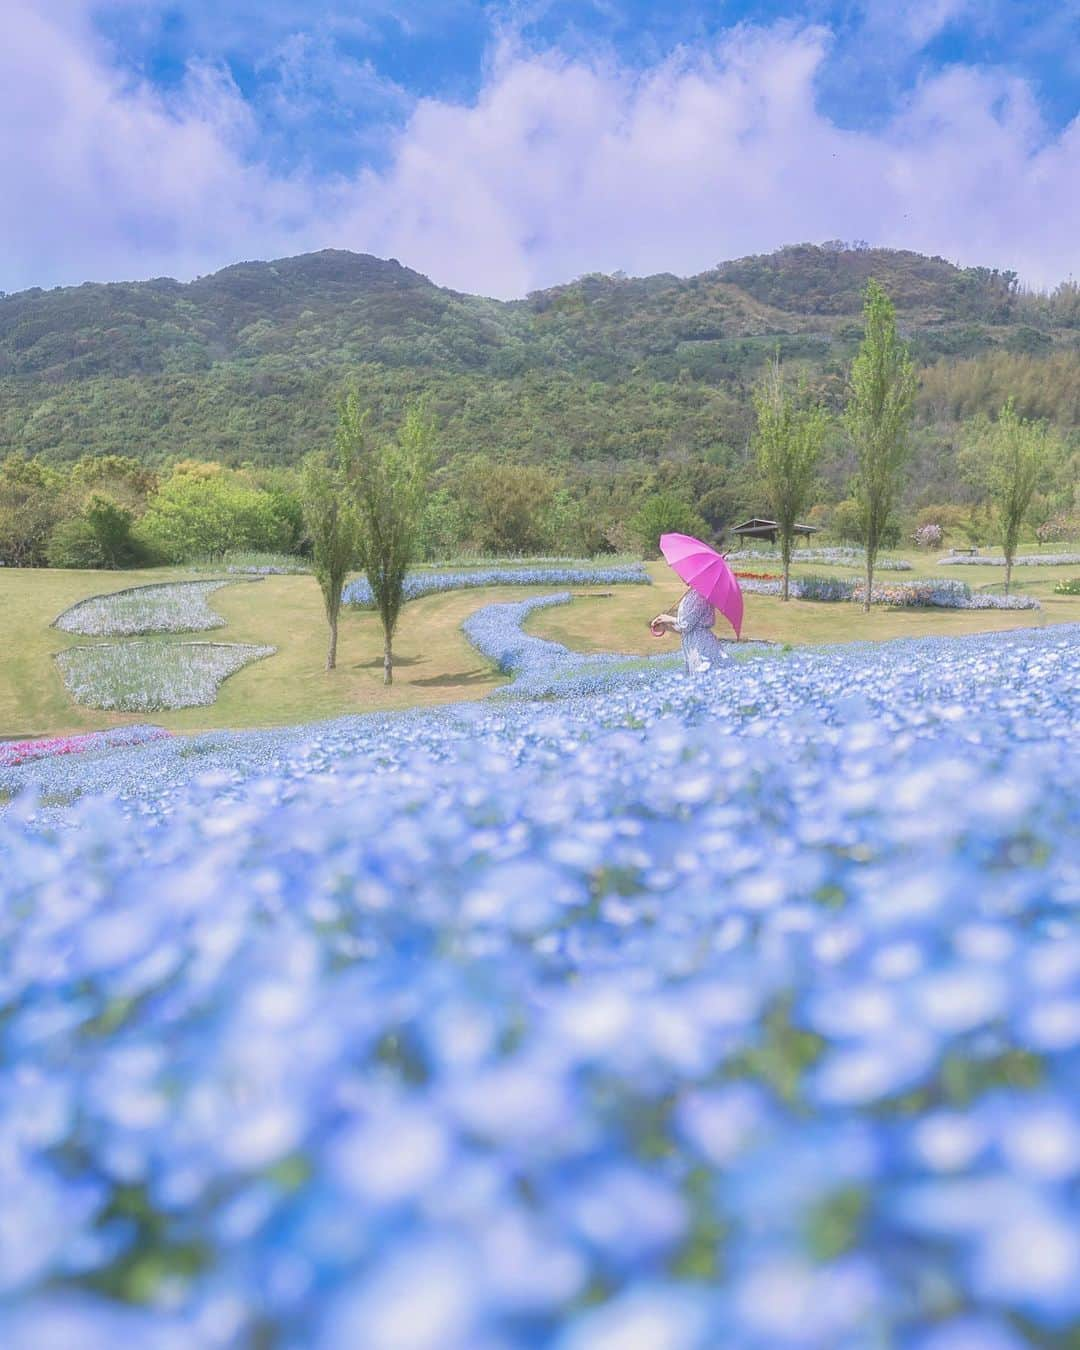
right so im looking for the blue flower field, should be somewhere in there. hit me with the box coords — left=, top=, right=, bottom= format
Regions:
left=1, top=606, right=1078, bottom=1348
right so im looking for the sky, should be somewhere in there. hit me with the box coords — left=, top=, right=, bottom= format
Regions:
left=2, top=0, right=1078, bottom=297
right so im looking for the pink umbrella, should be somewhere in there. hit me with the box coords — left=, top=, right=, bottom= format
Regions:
left=659, top=532, right=744, bottom=639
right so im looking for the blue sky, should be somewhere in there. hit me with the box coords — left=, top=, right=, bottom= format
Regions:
left=2, top=0, right=1077, bottom=295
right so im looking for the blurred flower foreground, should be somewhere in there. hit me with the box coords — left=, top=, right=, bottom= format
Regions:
left=1, top=617, right=1079, bottom=1349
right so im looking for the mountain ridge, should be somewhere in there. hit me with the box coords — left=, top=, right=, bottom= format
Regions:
left=0, top=243, right=1075, bottom=474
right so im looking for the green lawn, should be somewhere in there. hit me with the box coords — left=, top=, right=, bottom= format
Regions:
left=3, top=552, right=1078, bottom=739
left=2, top=567, right=526, bottom=737
left=527, top=554, right=1080, bottom=656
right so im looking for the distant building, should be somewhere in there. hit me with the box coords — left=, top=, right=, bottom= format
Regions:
left=729, top=518, right=821, bottom=545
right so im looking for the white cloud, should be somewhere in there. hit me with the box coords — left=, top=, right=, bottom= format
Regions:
left=1, top=5, right=1077, bottom=296
left=0, top=0, right=311, bottom=290
left=336, top=30, right=1079, bottom=294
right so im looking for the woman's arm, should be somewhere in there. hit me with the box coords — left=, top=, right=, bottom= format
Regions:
left=650, top=611, right=679, bottom=632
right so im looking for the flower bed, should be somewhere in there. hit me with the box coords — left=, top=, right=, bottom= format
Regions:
left=0, top=725, right=170, bottom=768
left=1054, top=577, right=1080, bottom=596
left=343, top=564, right=650, bottom=608
left=0, top=624, right=1077, bottom=1344
left=733, top=570, right=781, bottom=581
left=463, top=591, right=677, bottom=697
left=53, top=579, right=257, bottom=637
left=738, top=574, right=1040, bottom=610
left=727, top=547, right=913, bottom=570
left=54, top=640, right=276, bottom=711
left=941, top=552, right=1080, bottom=566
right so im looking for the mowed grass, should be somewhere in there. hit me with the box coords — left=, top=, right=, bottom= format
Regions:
left=527, top=556, right=1080, bottom=656
left=2, top=567, right=535, bottom=737
left=3, top=552, right=1079, bottom=738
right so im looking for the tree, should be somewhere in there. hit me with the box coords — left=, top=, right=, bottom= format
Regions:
left=0, top=455, right=65, bottom=567
left=976, top=399, right=1054, bottom=593
left=345, top=396, right=435, bottom=685
left=47, top=493, right=144, bottom=569
left=845, top=280, right=917, bottom=611
left=627, top=490, right=707, bottom=559
left=300, top=449, right=361, bottom=671
left=67, top=455, right=157, bottom=513
left=138, top=467, right=293, bottom=562
left=753, top=358, right=827, bottom=599
left=455, top=458, right=556, bottom=556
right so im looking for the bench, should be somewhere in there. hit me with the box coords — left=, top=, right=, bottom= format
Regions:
left=950, top=547, right=978, bottom=556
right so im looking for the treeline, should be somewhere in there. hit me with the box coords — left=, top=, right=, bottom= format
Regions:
left=2, top=349, right=1077, bottom=489
left=0, top=448, right=742, bottom=569
left=3, top=408, right=1075, bottom=573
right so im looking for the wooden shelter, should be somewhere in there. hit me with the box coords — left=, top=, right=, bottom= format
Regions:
left=730, top=517, right=820, bottom=545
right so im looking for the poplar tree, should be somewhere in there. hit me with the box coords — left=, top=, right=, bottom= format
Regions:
left=845, top=281, right=917, bottom=612
left=300, top=443, right=361, bottom=671
left=753, top=357, right=827, bottom=600
left=981, top=399, right=1052, bottom=594
left=343, top=397, right=435, bottom=686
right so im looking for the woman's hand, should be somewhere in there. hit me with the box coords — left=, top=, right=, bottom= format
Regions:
left=650, top=612, right=678, bottom=634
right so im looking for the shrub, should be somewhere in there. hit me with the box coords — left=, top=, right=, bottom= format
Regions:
left=1037, top=514, right=1079, bottom=546
left=913, top=504, right=970, bottom=539
left=455, top=459, right=558, bottom=556
left=628, top=491, right=707, bottom=558
left=138, top=468, right=294, bottom=563
left=911, top=522, right=944, bottom=550
left=1054, top=577, right=1080, bottom=596
left=829, top=498, right=902, bottom=548
left=47, top=493, right=148, bottom=569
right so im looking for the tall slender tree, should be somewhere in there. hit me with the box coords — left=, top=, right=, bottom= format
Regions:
left=979, top=399, right=1053, bottom=594
left=300, top=441, right=361, bottom=671
left=753, top=357, right=827, bottom=600
left=845, top=280, right=917, bottom=612
left=343, top=396, right=436, bottom=685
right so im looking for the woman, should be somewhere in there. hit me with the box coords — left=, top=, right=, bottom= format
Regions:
left=651, top=586, right=729, bottom=673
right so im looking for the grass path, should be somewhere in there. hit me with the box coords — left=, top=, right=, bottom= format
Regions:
left=3, top=554, right=1078, bottom=738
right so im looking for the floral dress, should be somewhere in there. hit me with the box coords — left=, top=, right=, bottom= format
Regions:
left=674, top=588, right=729, bottom=673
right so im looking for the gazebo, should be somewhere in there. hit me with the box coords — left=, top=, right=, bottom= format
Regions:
left=729, top=517, right=820, bottom=546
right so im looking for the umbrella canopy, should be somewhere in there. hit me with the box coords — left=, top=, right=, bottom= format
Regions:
left=659, top=532, right=744, bottom=639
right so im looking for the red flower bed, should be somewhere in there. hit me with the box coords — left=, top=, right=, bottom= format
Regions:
left=734, top=570, right=782, bottom=581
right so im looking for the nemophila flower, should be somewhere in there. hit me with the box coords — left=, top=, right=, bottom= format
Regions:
left=995, top=1098, right=1080, bottom=1181
left=942, top=552, right=1080, bottom=567
left=0, top=606, right=1077, bottom=1343
left=909, top=1111, right=989, bottom=1173
left=556, top=1285, right=713, bottom=1350
left=912, top=1317, right=1030, bottom=1350
left=55, top=640, right=275, bottom=712
left=53, top=580, right=254, bottom=637
left=318, top=1237, right=480, bottom=1350
left=737, top=575, right=1040, bottom=610
left=971, top=1204, right=1080, bottom=1321
left=728, top=546, right=913, bottom=570
left=730, top=1254, right=882, bottom=1345
left=343, top=563, right=651, bottom=608
left=0, top=726, right=169, bottom=769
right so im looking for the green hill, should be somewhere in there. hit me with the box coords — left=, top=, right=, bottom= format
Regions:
left=1, top=243, right=1077, bottom=484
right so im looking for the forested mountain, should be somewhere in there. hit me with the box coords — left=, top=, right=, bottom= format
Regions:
left=1, top=243, right=1077, bottom=495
